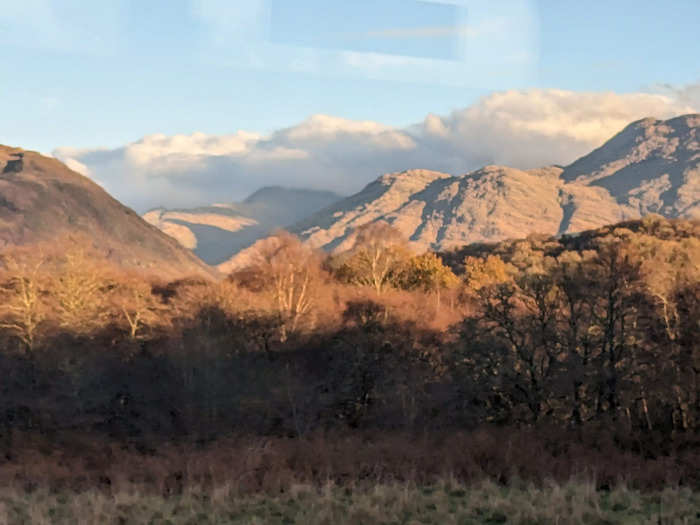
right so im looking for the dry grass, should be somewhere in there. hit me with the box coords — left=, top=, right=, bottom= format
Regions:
left=0, top=479, right=696, bottom=524
left=2, top=429, right=698, bottom=499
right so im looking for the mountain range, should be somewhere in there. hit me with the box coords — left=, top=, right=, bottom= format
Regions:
left=291, top=114, right=698, bottom=253
left=1, top=114, right=697, bottom=278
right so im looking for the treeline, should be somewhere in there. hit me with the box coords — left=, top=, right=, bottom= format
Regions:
left=448, top=217, right=699, bottom=434
left=0, top=217, right=697, bottom=457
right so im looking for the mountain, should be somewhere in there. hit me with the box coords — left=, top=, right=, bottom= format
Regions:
left=291, top=114, right=699, bottom=253
left=142, top=187, right=342, bottom=265
left=0, top=146, right=217, bottom=279
left=561, top=114, right=699, bottom=218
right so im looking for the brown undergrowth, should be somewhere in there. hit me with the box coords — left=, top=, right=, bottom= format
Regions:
left=2, top=428, right=698, bottom=498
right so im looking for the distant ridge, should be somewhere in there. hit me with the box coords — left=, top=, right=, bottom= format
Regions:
left=143, top=187, right=342, bottom=265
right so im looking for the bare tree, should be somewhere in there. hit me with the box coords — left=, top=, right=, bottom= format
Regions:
left=51, top=248, right=108, bottom=334
left=587, top=238, right=643, bottom=420
left=336, top=222, right=410, bottom=294
left=0, top=252, right=47, bottom=352
left=238, top=231, right=324, bottom=339
left=110, top=277, right=160, bottom=340
left=477, top=273, right=562, bottom=423
left=635, top=233, right=700, bottom=432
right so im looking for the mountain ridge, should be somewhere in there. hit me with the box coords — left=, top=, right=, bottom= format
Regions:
left=289, top=114, right=698, bottom=254
left=135, top=114, right=699, bottom=272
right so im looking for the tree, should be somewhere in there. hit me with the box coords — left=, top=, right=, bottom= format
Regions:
left=0, top=253, right=47, bottom=352
left=585, top=237, right=644, bottom=421
left=671, top=281, right=700, bottom=432
left=463, top=254, right=514, bottom=292
left=399, top=252, right=459, bottom=309
left=550, top=250, right=597, bottom=426
left=628, top=230, right=700, bottom=432
left=639, top=235, right=699, bottom=342
left=51, top=249, right=108, bottom=334
left=237, top=232, right=324, bottom=339
left=110, top=277, right=160, bottom=340
left=475, top=273, right=563, bottom=423
left=335, top=222, right=410, bottom=294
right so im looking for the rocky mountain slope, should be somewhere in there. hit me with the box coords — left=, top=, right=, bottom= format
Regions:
left=0, top=146, right=217, bottom=279
left=561, top=114, right=698, bottom=217
left=291, top=114, right=699, bottom=253
left=143, top=187, right=341, bottom=265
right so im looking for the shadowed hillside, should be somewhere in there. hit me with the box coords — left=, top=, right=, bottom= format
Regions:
left=0, top=146, right=217, bottom=280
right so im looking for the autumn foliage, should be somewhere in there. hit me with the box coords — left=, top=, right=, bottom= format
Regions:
left=0, top=217, right=698, bottom=491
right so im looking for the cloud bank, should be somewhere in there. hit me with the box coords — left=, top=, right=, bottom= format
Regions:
left=53, top=88, right=698, bottom=212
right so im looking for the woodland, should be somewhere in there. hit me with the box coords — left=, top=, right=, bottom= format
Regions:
left=0, top=215, right=698, bottom=512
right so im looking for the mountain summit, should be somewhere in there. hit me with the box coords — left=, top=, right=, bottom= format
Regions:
left=561, top=114, right=699, bottom=217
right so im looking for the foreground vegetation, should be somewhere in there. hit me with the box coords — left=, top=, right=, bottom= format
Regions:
left=1, top=479, right=698, bottom=524
left=0, top=217, right=696, bottom=439
left=0, top=216, right=698, bottom=520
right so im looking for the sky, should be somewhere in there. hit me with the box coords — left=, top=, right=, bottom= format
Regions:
left=1, top=0, right=699, bottom=210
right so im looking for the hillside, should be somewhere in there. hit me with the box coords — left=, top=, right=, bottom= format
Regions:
left=561, top=114, right=699, bottom=217
left=143, top=187, right=341, bottom=265
left=0, top=146, right=217, bottom=279
left=440, top=216, right=700, bottom=275
left=291, top=114, right=699, bottom=252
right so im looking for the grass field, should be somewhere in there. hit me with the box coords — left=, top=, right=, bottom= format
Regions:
left=0, top=479, right=697, bottom=524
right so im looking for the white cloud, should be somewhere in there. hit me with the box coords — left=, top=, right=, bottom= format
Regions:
left=655, top=82, right=700, bottom=111
left=121, top=131, right=260, bottom=168
left=63, top=158, right=90, bottom=176
left=414, top=89, right=697, bottom=168
left=53, top=87, right=698, bottom=212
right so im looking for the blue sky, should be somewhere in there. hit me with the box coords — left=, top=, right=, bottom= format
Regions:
left=268, top=0, right=462, bottom=59
left=1, top=0, right=699, bottom=158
